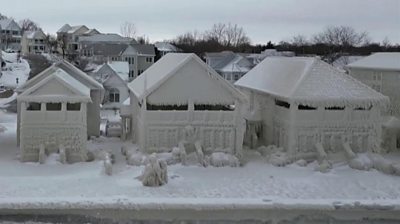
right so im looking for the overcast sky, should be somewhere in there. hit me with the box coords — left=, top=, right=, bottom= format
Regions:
left=1, top=0, right=399, bottom=44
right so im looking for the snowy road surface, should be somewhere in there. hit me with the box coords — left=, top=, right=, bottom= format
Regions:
left=1, top=111, right=400, bottom=222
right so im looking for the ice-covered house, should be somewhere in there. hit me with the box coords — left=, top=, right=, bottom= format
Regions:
left=235, top=57, right=389, bottom=156
left=125, top=53, right=246, bottom=155
left=17, top=68, right=91, bottom=162
left=91, top=61, right=129, bottom=109
left=17, top=60, right=104, bottom=146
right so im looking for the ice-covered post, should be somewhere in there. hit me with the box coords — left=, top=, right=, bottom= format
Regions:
left=287, top=102, right=297, bottom=155
left=38, top=144, right=46, bottom=164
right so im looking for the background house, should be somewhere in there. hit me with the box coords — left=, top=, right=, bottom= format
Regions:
left=56, top=24, right=94, bottom=59
left=81, top=43, right=155, bottom=81
left=346, top=52, right=400, bottom=148
left=17, top=68, right=91, bottom=162
left=21, top=30, right=49, bottom=55
left=126, top=53, right=246, bottom=155
left=235, top=57, right=389, bottom=156
left=205, top=51, right=254, bottom=83
left=0, top=18, right=22, bottom=51
left=90, top=61, right=130, bottom=110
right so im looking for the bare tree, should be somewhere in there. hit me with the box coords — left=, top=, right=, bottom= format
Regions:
left=291, top=35, right=309, bottom=46
left=19, top=19, right=40, bottom=35
left=137, top=35, right=150, bottom=44
left=120, top=22, right=137, bottom=39
left=57, top=34, right=68, bottom=59
left=205, top=23, right=250, bottom=47
left=174, top=30, right=202, bottom=46
left=382, top=36, right=391, bottom=49
left=313, top=25, right=370, bottom=47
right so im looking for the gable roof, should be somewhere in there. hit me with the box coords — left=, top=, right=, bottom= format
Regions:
left=128, top=53, right=245, bottom=103
left=81, top=43, right=128, bottom=56
left=235, top=57, right=389, bottom=108
left=23, top=30, right=46, bottom=40
left=346, top=52, right=400, bottom=71
left=57, top=24, right=72, bottom=33
left=18, top=68, right=91, bottom=103
left=122, top=44, right=155, bottom=56
left=154, top=42, right=182, bottom=52
left=107, top=61, right=129, bottom=82
left=67, top=25, right=88, bottom=34
left=79, top=33, right=134, bottom=43
left=18, top=60, right=104, bottom=93
left=0, top=19, right=21, bottom=31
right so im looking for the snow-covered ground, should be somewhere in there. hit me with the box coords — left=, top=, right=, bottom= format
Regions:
left=1, top=110, right=400, bottom=222
left=0, top=52, right=31, bottom=89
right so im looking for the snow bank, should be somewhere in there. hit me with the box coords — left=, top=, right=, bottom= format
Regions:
left=208, top=152, right=239, bottom=167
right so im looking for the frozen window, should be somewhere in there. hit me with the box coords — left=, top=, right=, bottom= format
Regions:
left=67, top=103, right=81, bottom=111
left=146, top=57, right=153, bottom=63
left=27, top=102, right=41, bottom=111
left=275, top=99, right=290, bottom=109
left=147, top=104, right=188, bottom=111
left=46, top=103, right=62, bottom=111
left=298, top=104, right=317, bottom=110
left=109, top=88, right=120, bottom=102
left=325, top=106, right=345, bottom=111
left=194, top=104, right=234, bottom=111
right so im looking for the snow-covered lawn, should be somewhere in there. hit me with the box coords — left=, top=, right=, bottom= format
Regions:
left=0, top=52, right=30, bottom=89
left=1, top=110, right=400, bottom=214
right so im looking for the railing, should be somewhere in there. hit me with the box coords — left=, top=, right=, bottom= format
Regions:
left=145, top=110, right=235, bottom=125
left=22, top=111, right=85, bottom=124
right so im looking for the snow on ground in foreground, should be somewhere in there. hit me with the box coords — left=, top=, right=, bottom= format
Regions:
left=0, top=110, right=400, bottom=209
left=0, top=52, right=30, bottom=89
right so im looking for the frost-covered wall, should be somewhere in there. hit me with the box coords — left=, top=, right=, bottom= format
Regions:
left=19, top=102, right=88, bottom=162
left=241, top=88, right=383, bottom=155
left=348, top=68, right=400, bottom=118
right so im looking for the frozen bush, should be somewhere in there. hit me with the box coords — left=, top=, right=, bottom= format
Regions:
left=315, top=159, right=332, bottom=173
left=269, top=151, right=290, bottom=167
left=209, top=152, right=239, bottom=167
left=257, top=145, right=269, bottom=156
left=296, top=159, right=308, bottom=167
left=103, top=152, right=112, bottom=176
left=86, top=151, right=95, bottom=162
left=391, top=163, right=400, bottom=176
left=59, top=145, right=66, bottom=164
left=0, top=124, right=6, bottom=133
left=368, top=153, right=394, bottom=174
left=38, top=144, right=46, bottom=164
left=349, top=154, right=373, bottom=171
left=127, top=153, right=146, bottom=166
left=140, top=154, right=168, bottom=187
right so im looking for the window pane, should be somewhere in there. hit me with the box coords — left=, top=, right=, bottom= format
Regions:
left=27, top=102, right=41, bottom=111
left=46, top=103, right=62, bottom=111
left=67, top=103, right=81, bottom=111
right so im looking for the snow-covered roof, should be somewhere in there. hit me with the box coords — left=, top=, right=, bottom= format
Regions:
left=332, top=55, right=365, bottom=72
left=18, top=60, right=104, bottom=94
left=23, top=30, right=45, bottom=40
left=346, top=52, right=400, bottom=71
left=18, top=68, right=91, bottom=103
left=219, top=54, right=253, bottom=73
left=108, top=61, right=129, bottom=82
left=0, top=19, right=20, bottom=31
left=128, top=53, right=245, bottom=105
left=235, top=57, right=389, bottom=108
left=79, top=34, right=134, bottom=43
left=57, top=24, right=72, bottom=33
left=154, top=42, right=182, bottom=52
left=67, top=25, right=87, bottom=34
left=122, top=44, right=155, bottom=56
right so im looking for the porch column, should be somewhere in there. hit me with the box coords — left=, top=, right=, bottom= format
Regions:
left=287, top=102, right=297, bottom=154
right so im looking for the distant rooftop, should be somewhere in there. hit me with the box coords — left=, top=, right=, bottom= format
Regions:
left=346, top=52, right=400, bottom=71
